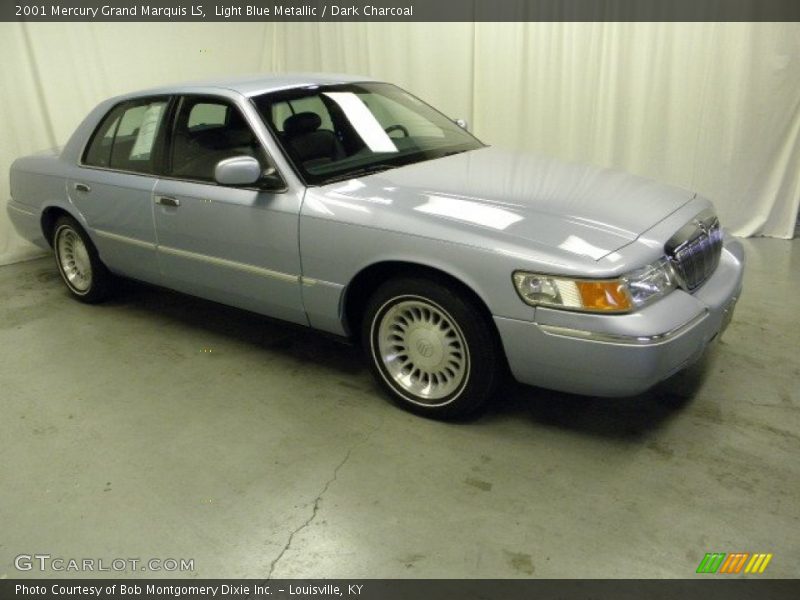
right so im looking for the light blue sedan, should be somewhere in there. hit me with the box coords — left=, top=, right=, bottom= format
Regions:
left=7, top=74, right=744, bottom=418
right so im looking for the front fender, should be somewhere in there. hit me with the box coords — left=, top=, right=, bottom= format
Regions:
left=299, top=216, right=535, bottom=335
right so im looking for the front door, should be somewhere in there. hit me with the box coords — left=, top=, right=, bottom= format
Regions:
left=152, top=95, right=306, bottom=325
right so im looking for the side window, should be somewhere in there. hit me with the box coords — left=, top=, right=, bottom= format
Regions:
left=188, top=103, right=228, bottom=130
left=83, top=98, right=169, bottom=174
left=83, top=113, right=119, bottom=167
left=170, top=96, right=269, bottom=183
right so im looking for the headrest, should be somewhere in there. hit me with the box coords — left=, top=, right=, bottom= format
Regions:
left=283, top=112, right=322, bottom=136
left=191, top=127, right=253, bottom=150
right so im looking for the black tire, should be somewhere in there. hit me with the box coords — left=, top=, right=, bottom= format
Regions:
left=52, top=215, right=112, bottom=303
left=362, top=277, right=503, bottom=419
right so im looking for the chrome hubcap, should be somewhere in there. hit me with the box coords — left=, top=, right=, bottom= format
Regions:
left=376, top=299, right=469, bottom=403
left=56, top=227, right=92, bottom=293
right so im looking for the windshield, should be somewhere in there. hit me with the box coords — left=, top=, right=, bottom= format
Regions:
left=252, top=82, right=484, bottom=185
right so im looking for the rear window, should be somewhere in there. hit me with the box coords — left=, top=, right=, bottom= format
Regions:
left=83, top=97, right=170, bottom=174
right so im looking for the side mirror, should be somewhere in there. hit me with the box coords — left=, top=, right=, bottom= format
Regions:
left=214, top=156, right=262, bottom=186
left=259, top=165, right=285, bottom=191
left=454, top=118, right=469, bottom=131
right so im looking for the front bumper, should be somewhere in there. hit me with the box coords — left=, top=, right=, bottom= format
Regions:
left=494, top=237, right=745, bottom=397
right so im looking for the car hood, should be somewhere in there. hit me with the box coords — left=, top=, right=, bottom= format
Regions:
left=313, top=147, right=695, bottom=261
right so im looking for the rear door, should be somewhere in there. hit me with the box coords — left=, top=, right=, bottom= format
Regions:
left=68, top=95, right=171, bottom=283
left=151, top=94, right=306, bottom=324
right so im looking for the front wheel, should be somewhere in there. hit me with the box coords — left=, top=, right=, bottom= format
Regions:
left=362, top=277, right=503, bottom=419
left=52, top=215, right=112, bottom=303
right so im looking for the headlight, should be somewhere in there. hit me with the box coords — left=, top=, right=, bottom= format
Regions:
left=513, top=258, right=676, bottom=313
left=623, top=257, right=677, bottom=306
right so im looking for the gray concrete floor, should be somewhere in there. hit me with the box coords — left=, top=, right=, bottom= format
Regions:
left=0, top=238, right=798, bottom=579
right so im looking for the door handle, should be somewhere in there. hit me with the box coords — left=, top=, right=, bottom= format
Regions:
left=155, top=196, right=180, bottom=208
left=74, top=183, right=91, bottom=193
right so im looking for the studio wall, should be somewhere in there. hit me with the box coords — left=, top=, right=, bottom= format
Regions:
left=1, top=21, right=798, bottom=265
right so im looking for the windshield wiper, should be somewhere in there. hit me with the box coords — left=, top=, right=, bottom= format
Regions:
left=319, top=163, right=398, bottom=185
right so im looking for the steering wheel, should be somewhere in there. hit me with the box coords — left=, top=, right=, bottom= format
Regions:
left=385, top=124, right=410, bottom=138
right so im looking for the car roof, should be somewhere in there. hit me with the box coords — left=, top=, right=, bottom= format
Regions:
left=127, top=73, right=376, bottom=99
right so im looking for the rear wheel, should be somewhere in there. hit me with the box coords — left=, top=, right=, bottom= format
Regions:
left=52, top=215, right=112, bottom=303
left=362, top=277, right=503, bottom=419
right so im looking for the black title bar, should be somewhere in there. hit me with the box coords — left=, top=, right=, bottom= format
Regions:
left=5, top=0, right=800, bottom=22
left=3, top=579, right=800, bottom=600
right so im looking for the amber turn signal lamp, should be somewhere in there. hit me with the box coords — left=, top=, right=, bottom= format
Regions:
left=575, top=280, right=633, bottom=312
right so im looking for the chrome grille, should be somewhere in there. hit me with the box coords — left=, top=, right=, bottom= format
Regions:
left=665, top=212, right=723, bottom=291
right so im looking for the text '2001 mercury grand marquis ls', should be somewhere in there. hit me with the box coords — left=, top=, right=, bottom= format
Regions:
left=7, top=74, right=744, bottom=418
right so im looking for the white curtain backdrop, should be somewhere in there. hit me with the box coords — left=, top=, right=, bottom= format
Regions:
left=1, top=22, right=798, bottom=265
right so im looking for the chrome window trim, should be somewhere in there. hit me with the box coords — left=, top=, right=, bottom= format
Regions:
left=538, top=310, right=709, bottom=346
left=74, top=163, right=290, bottom=195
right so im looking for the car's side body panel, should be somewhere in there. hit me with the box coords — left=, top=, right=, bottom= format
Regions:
left=67, top=168, right=161, bottom=284
left=298, top=208, right=534, bottom=333
left=11, top=86, right=311, bottom=323
left=9, top=149, right=73, bottom=249
left=152, top=177, right=307, bottom=325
